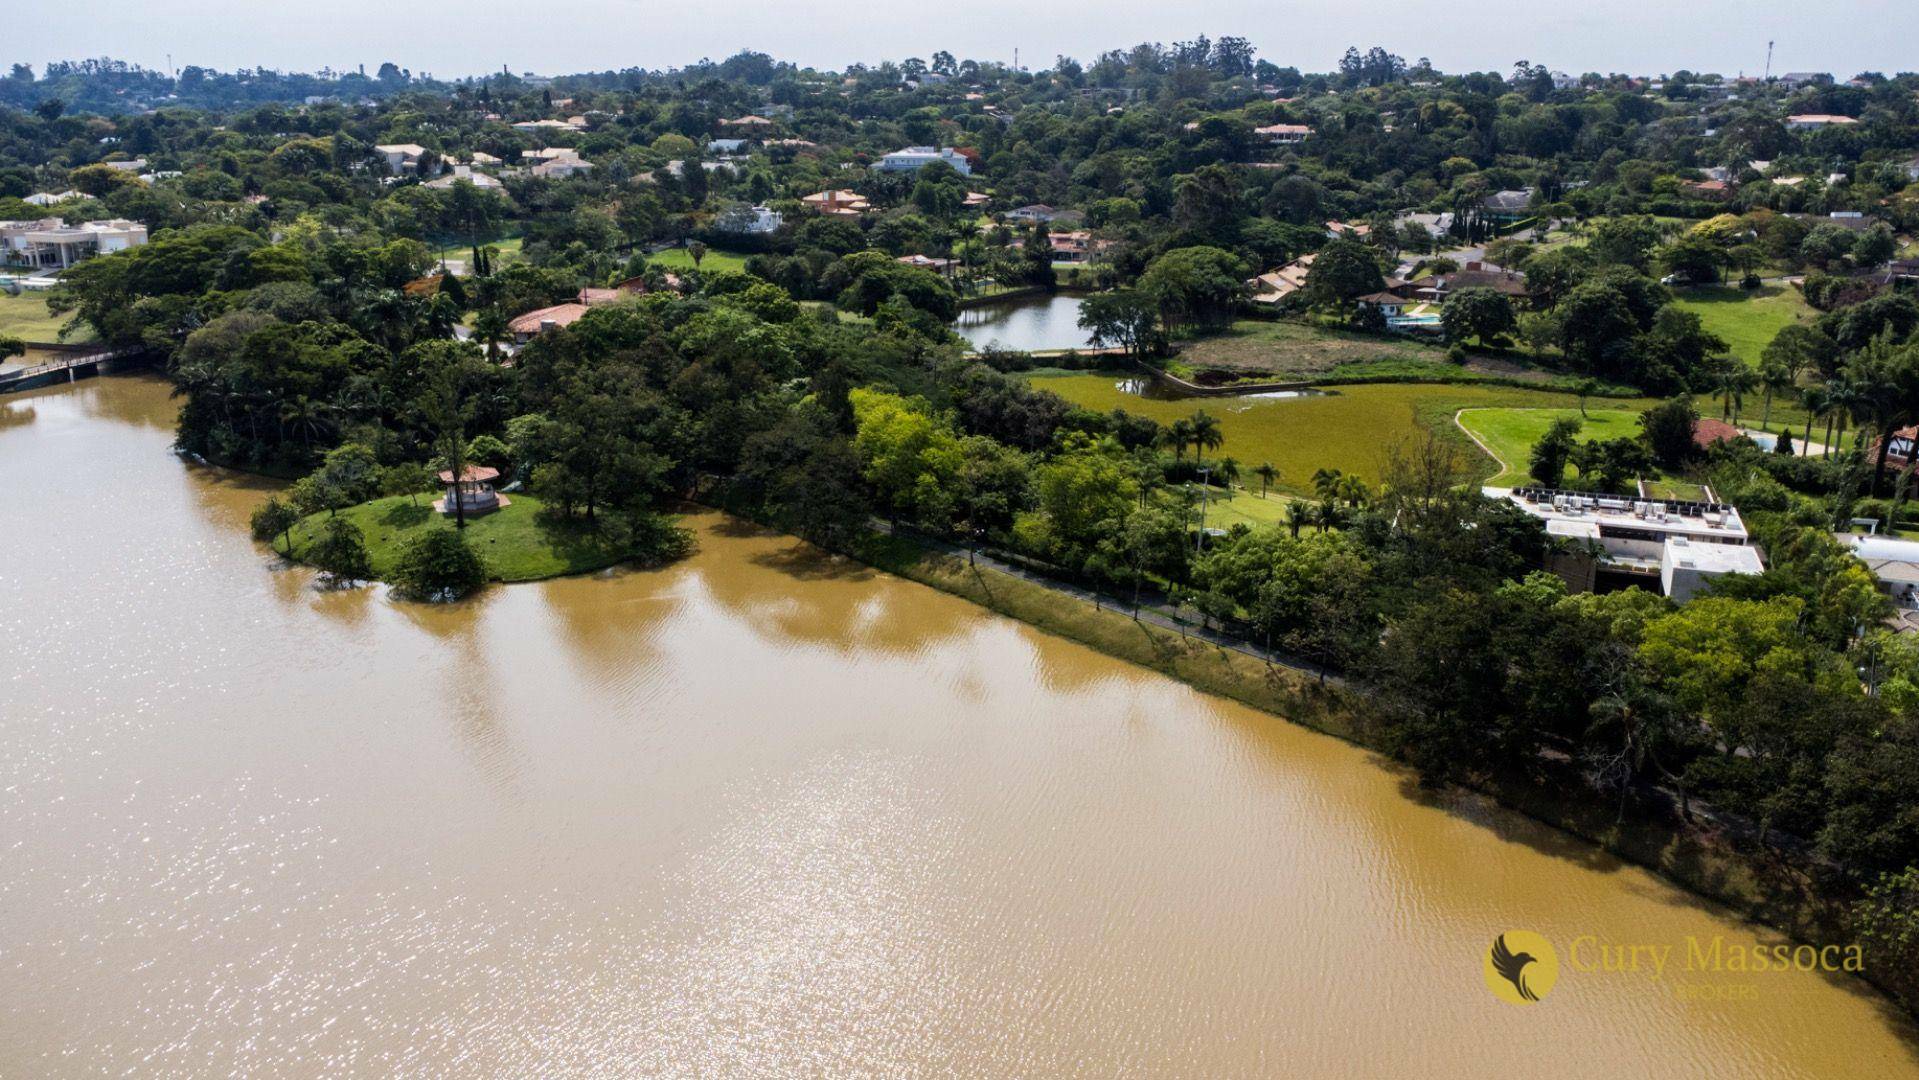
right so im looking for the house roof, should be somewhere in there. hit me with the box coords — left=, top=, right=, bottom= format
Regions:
left=1786, top=114, right=1858, bottom=124
left=437, top=465, right=500, bottom=483
left=507, top=302, right=589, bottom=334
left=1692, top=418, right=1742, bottom=449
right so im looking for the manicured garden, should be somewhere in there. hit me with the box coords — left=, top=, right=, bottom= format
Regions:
left=282, top=492, right=638, bottom=582
left=647, top=246, right=751, bottom=275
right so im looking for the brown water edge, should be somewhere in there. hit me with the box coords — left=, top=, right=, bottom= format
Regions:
left=2, top=373, right=1916, bottom=1078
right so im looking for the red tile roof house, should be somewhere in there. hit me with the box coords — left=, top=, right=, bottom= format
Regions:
left=1692, top=418, right=1744, bottom=450
left=507, top=302, right=589, bottom=343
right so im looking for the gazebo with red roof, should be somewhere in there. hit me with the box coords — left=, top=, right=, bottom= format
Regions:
left=435, top=465, right=507, bottom=517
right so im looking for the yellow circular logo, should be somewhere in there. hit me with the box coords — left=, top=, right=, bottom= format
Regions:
left=1484, top=931, right=1559, bottom=1004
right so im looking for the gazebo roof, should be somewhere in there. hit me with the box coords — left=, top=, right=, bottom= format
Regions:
left=438, top=465, right=501, bottom=483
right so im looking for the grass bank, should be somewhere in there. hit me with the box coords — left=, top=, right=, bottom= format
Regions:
left=647, top=246, right=751, bottom=275
left=0, top=292, right=93, bottom=343
left=284, top=493, right=635, bottom=582
left=1456, top=405, right=1657, bottom=486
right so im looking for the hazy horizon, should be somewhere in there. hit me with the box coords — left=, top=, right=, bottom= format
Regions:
left=12, top=1, right=1919, bottom=84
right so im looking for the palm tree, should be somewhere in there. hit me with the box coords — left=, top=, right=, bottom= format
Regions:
left=1758, top=357, right=1793, bottom=432
left=1189, top=410, right=1223, bottom=466
left=1310, top=467, right=1344, bottom=503
left=1335, top=474, right=1370, bottom=507
left=1161, top=418, right=1196, bottom=461
left=1215, top=456, right=1241, bottom=491
left=1314, top=499, right=1340, bottom=533
left=1253, top=461, right=1279, bottom=498
left=1283, top=500, right=1310, bottom=538
left=1801, top=385, right=1826, bottom=456
left=471, top=306, right=509, bottom=362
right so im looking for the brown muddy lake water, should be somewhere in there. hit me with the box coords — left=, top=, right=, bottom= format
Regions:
left=1, top=374, right=1914, bottom=1077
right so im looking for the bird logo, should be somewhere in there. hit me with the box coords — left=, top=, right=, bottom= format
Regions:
left=1484, top=930, right=1559, bottom=1005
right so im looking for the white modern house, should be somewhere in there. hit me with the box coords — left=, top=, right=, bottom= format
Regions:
left=0, top=218, right=148, bottom=270
left=1490, top=486, right=1761, bottom=599
left=424, top=166, right=504, bottom=191
left=717, top=204, right=784, bottom=235
left=373, top=143, right=433, bottom=174
left=1253, top=122, right=1314, bottom=145
left=876, top=146, right=972, bottom=175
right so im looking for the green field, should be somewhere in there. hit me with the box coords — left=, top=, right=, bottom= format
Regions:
left=647, top=246, right=751, bottom=275
left=1670, top=285, right=1815, bottom=368
left=1178, top=319, right=1445, bottom=378
left=284, top=492, right=638, bottom=582
left=1027, top=373, right=1642, bottom=493
left=1455, top=407, right=1654, bottom=487
left=0, top=291, right=91, bottom=343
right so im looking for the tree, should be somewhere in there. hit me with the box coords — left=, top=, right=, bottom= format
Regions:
left=1188, top=410, right=1223, bottom=466
left=1138, top=246, right=1248, bottom=332
left=1764, top=323, right=1839, bottom=385
left=686, top=240, right=708, bottom=269
left=416, top=346, right=479, bottom=528
left=1303, top=236, right=1384, bottom=309
left=1078, top=290, right=1161, bottom=358
left=1639, top=396, right=1700, bottom=470
left=392, top=529, right=487, bottom=601
left=1757, top=357, right=1793, bottom=431
left=249, top=497, right=302, bottom=556
left=1851, top=867, right=1919, bottom=1011
left=1253, top=462, right=1278, bottom=497
left=1440, top=287, right=1516, bottom=347
left=1528, top=416, right=1582, bottom=487
left=308, top=517, right=373, bottom=583
left=380, top=463, right=436, bottom=507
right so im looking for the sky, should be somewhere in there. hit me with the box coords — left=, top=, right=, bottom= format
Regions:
left=12, top=0, right=1919, bottom=82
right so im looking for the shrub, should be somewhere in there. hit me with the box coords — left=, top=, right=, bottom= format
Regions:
left=308, top=517, right=373, bottom=582
left=392, top=529, right=487, bottom=601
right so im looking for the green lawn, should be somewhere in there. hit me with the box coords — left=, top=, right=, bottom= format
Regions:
left=648, top=246, right=751, bottom=275
left=1669, top=285, right=1815, bottom=368
left=1455, top=406, right=1655, bottom=487
left=1027, top=373, right=1651, bottom=493
left=283, top=492, right=639, bottom=582
left=0, top=292, right=92, bottom=343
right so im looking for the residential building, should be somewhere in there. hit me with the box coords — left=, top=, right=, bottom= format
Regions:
left=22, top=191, right=79, bottom=207
left=1680, top=178, right=1736, bottom=201
left=801, top=189, right=871, bottom=216
left=1325, top=220, right=1371, bottom=239
left=1254, top=122, right=1313, bottom=144
left=1837, top=534, right=1919, bottom=610
left=1414, top=261, right=1531, bottom=303
left=962, top=191, right=991, bottom=209
left=511, top=118, right=584, bottom=134
left=1046, top=230, right=1107, bottom=261
left=1777, top=72, right=1833, bottom=88
left=424, top=166, right=503, bottom=191
left=716, top=204, right=784, bottom=235
left=1550, top=71, right=1581, bottom=91
left=1490, top=486, right=1758, bottom=597
left=897, top=254, right=957, bottom=276
left=1480, top=188, right=1536, bottom=223
left=101, top=158, right=148, bottom=173
left=718, top=115, right=774, bottom=132
left=1003, top=204, right=1084, bottom=227
left=373, top=143, right=432, bottom=174
left=507, top=302, right=589, bottom=343
left=1785, top=114, right=1859, bottom=131
left=0, top=218, right=148, bottom=269
left=876, top=146, right=973, bottom=175
left=706, top=139, right=748, bottom=155
left=1247, top=254, right=1315, bottom=305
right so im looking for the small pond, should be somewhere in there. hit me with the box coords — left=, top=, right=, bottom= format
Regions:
left=953, top=294, right=1094, bottom=353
